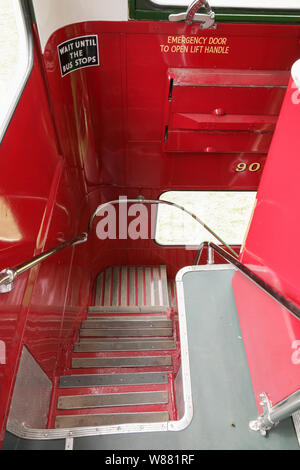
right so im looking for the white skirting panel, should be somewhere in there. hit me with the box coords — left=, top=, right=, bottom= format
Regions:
left=32, top=0, right=129, bottom=52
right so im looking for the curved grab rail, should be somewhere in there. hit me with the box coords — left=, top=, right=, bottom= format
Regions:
left=0, top=198, right=238, bottom=293
left=196, top=241, right=300, bottom=322
left=0, top=233, right=87, bottom=293
left=88, top=198, right=239, bottom=258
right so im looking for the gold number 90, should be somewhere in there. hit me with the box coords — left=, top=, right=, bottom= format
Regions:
left=235, top=162, right=261, bottom=173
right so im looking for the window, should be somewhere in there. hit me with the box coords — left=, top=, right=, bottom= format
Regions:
left=155, top=191, right=256, bottom=246
left=130, top=1, right=300, bottom=22
left=0, top=0, right=33, bottom=142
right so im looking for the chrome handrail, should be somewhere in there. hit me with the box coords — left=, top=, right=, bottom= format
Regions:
left=88, top=198, right=239, bottom=258
left=0, top=233, right=87, bottom=293
left=0, top=198, right=238, bottom=294
left=195, top=241, right=300, bottom=322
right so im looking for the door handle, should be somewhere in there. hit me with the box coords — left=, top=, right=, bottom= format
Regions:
left=169, top=0, right=216, bottom=29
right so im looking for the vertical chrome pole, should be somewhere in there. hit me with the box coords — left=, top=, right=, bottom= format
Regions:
left=207, top=245, right=214, bottom=265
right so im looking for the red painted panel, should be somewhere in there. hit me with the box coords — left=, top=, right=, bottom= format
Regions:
left=126, top=143, right=266, bottom=189
left=42, top=21, right=300, bottom=192
left=232, top=77, right=300, bottom=407
left=0, top=34, right=90, bottom=444
left=170, top=86, right=287, bottom=116
left=240, top=77, right=300, bottom=304
left=169, top=68, right=290, bottom=87
left=165, top=130, right=273, bottom=153
left=171, top=113, right=277, bottom=132
left=1, top=16, right=300, bottom=444
left=233, top=272, right=300, bottom=409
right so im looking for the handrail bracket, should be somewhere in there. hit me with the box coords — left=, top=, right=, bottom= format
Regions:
left=0, top=269, right=16, bottom=294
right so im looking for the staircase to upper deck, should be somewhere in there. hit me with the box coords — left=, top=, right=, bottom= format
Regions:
left=50, top=266, right=180, bottom=429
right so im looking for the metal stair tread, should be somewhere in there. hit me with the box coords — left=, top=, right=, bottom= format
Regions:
left=93, top=265, right=169, bottom=311
left=78, top=337, right=175, bottom=342
left=74, top=339, right=176, bottom=352
left=85, top=315, right=168, bottom=321
left=88, top=306, right=168, bottom=313
left=55, top=411, right=169, bottom=429
left=71, top=356, right=173, bottom=369
left=79, top=327, right=173, bottom=337
left=82, top=318, right=172, bottom=329
left=57, top=391, right=169, bottom=409
left=59, top=372, right=169, bottom=388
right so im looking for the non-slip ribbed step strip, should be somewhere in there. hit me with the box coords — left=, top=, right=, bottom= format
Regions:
left=74, top=339, right=176, bottom=352
left=82, top=317, right=172, bottom=329
left=168, top=281, right=177, bottom=312
left=57, top=391, right=169, bottom=410
left=71, top=356, right=173, bottom=369
left=93, top=266, right=169, bottom=312
left=79, top=328, right=173, bottom=337
left=88, top=306, right=168, bottom=313
left=59, top=372, right=169, bottom=388
left=55, top=411, right=169, bottom=429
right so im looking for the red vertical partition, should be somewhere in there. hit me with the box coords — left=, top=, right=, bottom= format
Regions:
left=233, top=72, right=300, bottom=410
left=0, top=34, right=90, bottom=444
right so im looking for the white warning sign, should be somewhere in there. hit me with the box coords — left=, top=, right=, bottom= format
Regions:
left=57, top=35, right=99, bottom=77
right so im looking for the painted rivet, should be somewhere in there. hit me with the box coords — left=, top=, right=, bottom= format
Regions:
left=204, top=146, right=214, bottom=153
left=213, top=108, right=225, bottom=116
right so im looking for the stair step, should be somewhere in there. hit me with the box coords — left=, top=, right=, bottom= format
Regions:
left=55, top=411, right=169, bottom=429
left=57, top=391, right=169, bottom=410
left=71, top=356, right=173, bottom=369
left=79, top=328, right=173, bottom=337
left=59, top=372, right=169, bottom=388
left=88, top=306, right=168, bottom=313
left=82, top=317, right=172, bottom=329
left=94, top=266, right=169, bottom=311
left=74, top=339, right=176, bottom=352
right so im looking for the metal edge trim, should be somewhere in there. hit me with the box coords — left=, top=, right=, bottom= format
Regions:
left=0, top=0, right=34, bottom=144
left=167, top=272, right=193, bottom=432
left=171, top=264, right=236, bottom=431
left=7, top=420, right=169, bottom=440
left=8, top=264, right=224, bottom=441
left=176, top=263, right=235, bottom=282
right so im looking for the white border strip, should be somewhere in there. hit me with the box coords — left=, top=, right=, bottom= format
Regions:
left=0, top=0, right=34, bottom=144
left=32, top=0, right=129, bottom=53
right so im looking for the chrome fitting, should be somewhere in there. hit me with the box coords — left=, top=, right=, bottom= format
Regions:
left=0, top=269, right=16, bottom=294
left=249, top=393, right=278, bottom=437
left=73, top=232, right=88, bottom=246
